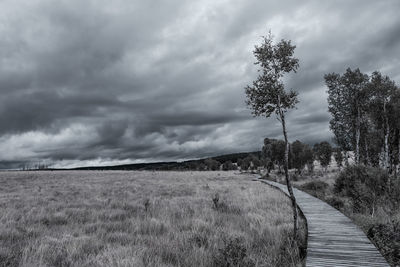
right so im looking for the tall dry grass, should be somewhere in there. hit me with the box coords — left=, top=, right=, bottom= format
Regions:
left=0, top=171, right=302, bottom=266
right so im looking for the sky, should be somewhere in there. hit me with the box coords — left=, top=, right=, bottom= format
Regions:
left=1, top=0, right=400, bottom=169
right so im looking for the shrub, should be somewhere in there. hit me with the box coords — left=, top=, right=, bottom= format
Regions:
left=313, top=141, right=332, bottom=170
left=212, top=193, right=219, bottom=209
left=299, top=180, right=329, bottom=200
left=334, top=165, right=389, bottom=214
left=367, top=221, right=400, bottom=266
left=334, top=165, right=388, bottom=195
left=222, top=161, right=237, bottom=171
left=213, top=236, right=255, bottom=267
left=205, top=159, right=221, bottom=171
left=389, top=178, right=400, bottom=208
left=300, top=180, right=328, bottom=192
left=143, top=198, right=150, bottom=212
left=189, top=232, right=209, bottom=248
left=239, top=157, right=251, bottom=171
left=326, top=197, right=344, bottom=210
left=211, top=194, right=242, bottom=214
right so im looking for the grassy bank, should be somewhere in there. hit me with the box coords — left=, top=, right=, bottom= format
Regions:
left=0, top=171, right=304, bottom=267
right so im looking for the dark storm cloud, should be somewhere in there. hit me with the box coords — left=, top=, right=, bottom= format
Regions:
left=0, top=0, right=399, bottom=168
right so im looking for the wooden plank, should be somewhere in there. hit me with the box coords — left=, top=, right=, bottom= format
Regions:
left=258, top=180, right=389, bottom=267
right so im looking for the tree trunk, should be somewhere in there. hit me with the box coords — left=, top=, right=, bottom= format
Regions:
left=383, top=102, right=390, bottom=171
left=365, top=141, right=371, bottom=166
left=355, top=107, right=361, bottom=165
left=278, top=102, right=298, bottom=240
left=397, top=137, right=400, bottom=179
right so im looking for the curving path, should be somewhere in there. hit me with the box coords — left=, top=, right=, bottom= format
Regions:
left=258, top=180, right=389, bottom=267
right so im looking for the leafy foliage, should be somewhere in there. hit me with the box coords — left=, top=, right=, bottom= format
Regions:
left=325, top=68, right=400, bottom=171
left=222, top=160, right=237, bottom=171
left=238, top=157, right=251, bottom=171
left=301, top=180, right=329, bottom=192
left=325, top=68, right=369, bottom=164
left=291, top=140, right=313, bottom=174
left=313, top=142, right=332, bottom=170
left=245, top=32, right=299, bottom=118
left=262, top=138, right=286, bottom=173
left=334, top=165, right=389, bottom=214
left=204, top=159, right=221, bottom=171
left=367, top=222, right=400, bottom=266
left=334, top=148, right=343, bottom=168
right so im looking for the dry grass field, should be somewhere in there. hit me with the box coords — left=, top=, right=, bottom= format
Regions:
left=0, top=171, right=303, bottom=267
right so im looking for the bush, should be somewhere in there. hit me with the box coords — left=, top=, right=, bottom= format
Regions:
left=334, top=165, right=389, bottom=214
left=205, top=159, right=221, bottom=171
left=299, top=180, right=329, bottom=199
left=326, top=197, right=345, bottom=210
left=211, top=194, right=242, bottom=214
left=213, top=236, right=255, bottom=267
left=367, top=221, right=400, bottom=266
left=334, top=165, right=388, bottom=195
left=143, top=198, right=150, bottom=212
left=389, top=178, right=400, bottom=208
left=300, top=180, right=329, bottom=192
left=212, top=193, right=220, bottom=209
left=222, top=161, right=237, bottom=171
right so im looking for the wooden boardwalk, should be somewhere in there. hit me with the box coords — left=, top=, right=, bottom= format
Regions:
left=258, top=180, right=389, bottom=267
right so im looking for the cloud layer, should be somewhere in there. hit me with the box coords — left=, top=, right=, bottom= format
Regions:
left=1, top=0, right=400, bottom=168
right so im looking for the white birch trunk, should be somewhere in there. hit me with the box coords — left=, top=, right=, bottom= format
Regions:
left=383, top=102, right=390, bottom=171
left=398, top=137, right=400, bottom=177
left=356, top=118, right=360, bottom=165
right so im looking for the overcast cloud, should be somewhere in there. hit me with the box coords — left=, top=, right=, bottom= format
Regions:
left=1, top=0, right=400, bottom=169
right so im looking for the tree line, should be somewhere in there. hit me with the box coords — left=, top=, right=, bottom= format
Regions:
left=262, top=138, right=336, bottom=174
left=189, top=138, right=337, bottom=173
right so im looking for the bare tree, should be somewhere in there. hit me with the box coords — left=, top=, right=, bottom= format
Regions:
left=245, top=32, right=300, bottom=238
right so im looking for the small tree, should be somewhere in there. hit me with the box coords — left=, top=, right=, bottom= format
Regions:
left=204, top=159, right=220, bottom=171
left=271, top=139, right=286, bottom=173
left=245, top=32, right=300, bottom=238
left=239, top=156, right=251, bottom=171
left=251, top=155, right=261, bottom=170
left=262, top=138, right=274, bottom=175
left=302, top=144, right=314, bottom=174
left=314, top=142, right=333, bottom=172
left=237, top=158, right=243, bottom=170
left=291, top=140, right=306, bottom=174
left=222, top=160, right=237, bottom=171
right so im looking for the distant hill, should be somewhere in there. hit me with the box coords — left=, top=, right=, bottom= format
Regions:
left=69, top=151, right=261, bottom=171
